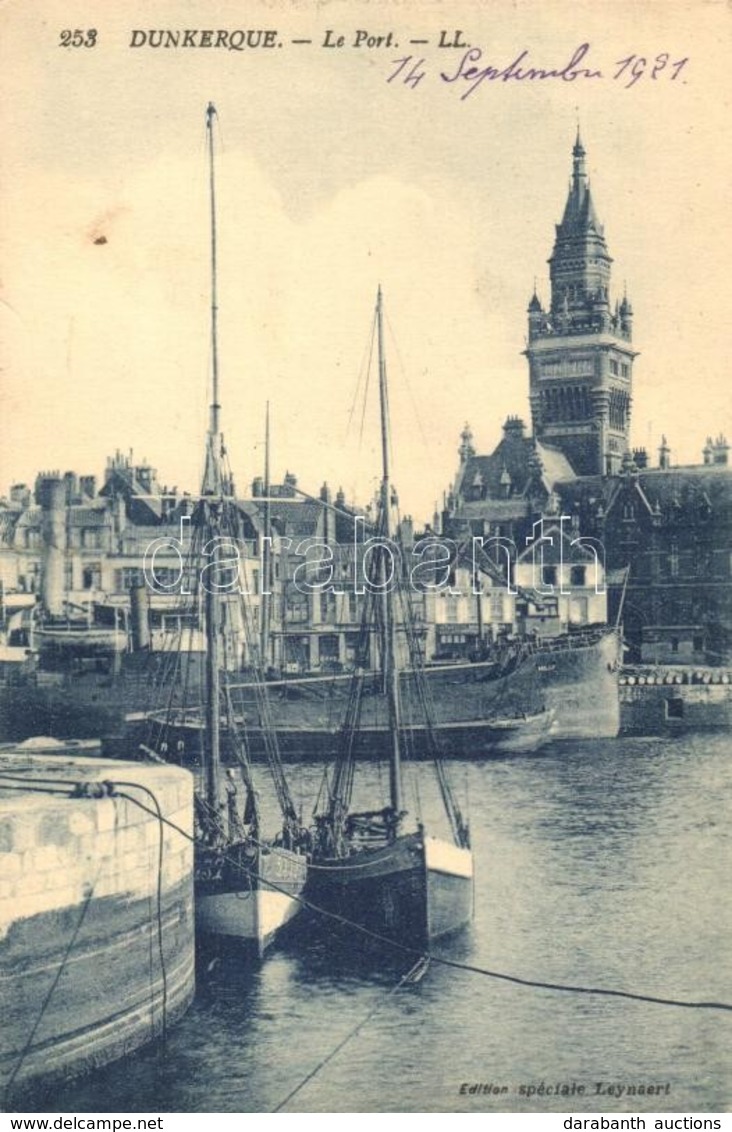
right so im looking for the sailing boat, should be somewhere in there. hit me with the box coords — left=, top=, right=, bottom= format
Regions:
left=306, top=288, right=474, bottom=946
left=146, top=103, right=307, bottom=956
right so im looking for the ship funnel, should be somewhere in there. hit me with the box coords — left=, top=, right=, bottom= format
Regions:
left=130, top=584, right=151, bottom=651
left=37, top=476, right=67, bottom=618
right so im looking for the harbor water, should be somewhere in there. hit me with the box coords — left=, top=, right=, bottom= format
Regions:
left=13, top=732, right=731, bottom=1114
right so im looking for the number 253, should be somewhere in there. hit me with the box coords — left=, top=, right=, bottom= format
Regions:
left=59, top=29, right=98, bottom=48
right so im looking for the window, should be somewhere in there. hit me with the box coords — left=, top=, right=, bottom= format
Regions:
left=665, top=698, right=684, bottom=720
left=320, top=591, right=337, bottom=623
left=81, top=528, right=102, bottom=550
left=286, top=591, right=309, bottom=624
left=570, top=565, right=586, bottom=587
left=490, top=592, right=503, bottom=621
left=671, top=637, right=679, bottom=654
left=116, top=567, right=143, bottom=592
left=440, top=632, right=466, bottom=646
left=82, top=564, right=102, bottom=590
left=149, top=566, right=184, bottom=591
left=444, top=595, right=460, bottom=621
left=693, top=636, right=704, bottom=653
left=542, top=565, right=558, bottom=587
left=318, top=635, right=339, bottom=664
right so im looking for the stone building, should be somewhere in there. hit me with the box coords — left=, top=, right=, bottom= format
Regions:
left=526, top=131, right=635, bottom=477
left=442, top=134, right=732, bottom=665
left=0, top=455, right=399, bottom=676
left=558, top=440, right=732, bottom=663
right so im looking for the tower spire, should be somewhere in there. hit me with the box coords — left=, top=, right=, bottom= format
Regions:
left=572, top=125, right=587, bottom=184
left=525, top=132, right=636, bottom=477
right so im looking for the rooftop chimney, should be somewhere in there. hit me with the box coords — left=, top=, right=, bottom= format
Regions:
left=503, top=415, right=526, bottom=438
left=712, top=434, right=729, bottom=466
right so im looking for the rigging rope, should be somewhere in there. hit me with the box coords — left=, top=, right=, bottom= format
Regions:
left=101, top=785, right=732, bottom=1017
left=113, top=780, right=171, bottom=1045
left=2, top=868, right=102, bottom=1103
left=271, top=957, right=428, bottom=1112
left=4, top=763, right=729, bottom=1126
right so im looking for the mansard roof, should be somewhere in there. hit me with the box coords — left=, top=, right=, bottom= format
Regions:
left=457, top=498, right=529, bottom=520
left=533, top=440, right=576, bottom=487
left=14, top=507, right=42, bottom=528
left=456, top=430, right=575, bottom=505
left=556, top=463, right=732, bottom=521
left=66, top=507, right=111, bottom=527
left=265, top=499, right=324, bottom=540
left=0, top=511, right=21, bottom=546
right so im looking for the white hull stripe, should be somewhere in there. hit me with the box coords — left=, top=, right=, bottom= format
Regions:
left=424, top=836, right=474, bottom=879
left=197, top=891, right=300, bottom=944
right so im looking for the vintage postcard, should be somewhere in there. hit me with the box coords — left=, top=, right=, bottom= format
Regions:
left=1, top=0, right=730, bottom=1118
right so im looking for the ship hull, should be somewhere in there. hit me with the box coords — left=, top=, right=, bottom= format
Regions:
left=195, top=844, right=307, bottom=957
left=0, top=631, right=620, bottom=748
left=231, top=629, right=620, bottom=753
left=305, top=831, right=473, bottom=947
left=136, top=708, right=555, bottom=762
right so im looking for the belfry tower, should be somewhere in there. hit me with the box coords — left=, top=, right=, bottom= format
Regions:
left=525, top=131, right=636, bottom=476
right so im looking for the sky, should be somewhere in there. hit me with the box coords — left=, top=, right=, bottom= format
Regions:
left=1, top=0, right=730, bottom=522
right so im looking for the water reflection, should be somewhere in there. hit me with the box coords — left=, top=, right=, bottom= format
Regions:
left=14, top=733, right=732, bottom=1113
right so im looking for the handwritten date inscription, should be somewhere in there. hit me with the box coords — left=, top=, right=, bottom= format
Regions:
left=388, top=45, right=689, bottom=98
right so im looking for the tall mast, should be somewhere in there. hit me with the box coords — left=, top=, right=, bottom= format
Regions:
left=260, top=401, right=272, bottom=667
left=203, top=102, right=222, bottom=812
left=376, top=287, right=403, bottom=818
left=202, top=102, right=222, bottom=496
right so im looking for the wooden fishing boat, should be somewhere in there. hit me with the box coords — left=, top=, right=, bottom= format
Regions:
left=306, top=289, right=474, bottom=947
left=143, top=104, right=308, bottom=956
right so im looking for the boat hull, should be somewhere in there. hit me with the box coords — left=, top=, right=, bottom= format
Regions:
left=195, top=844, right=307, bottom=957
left=135, top=708, right=555, bottom=764
left=305, top=831, right=473, bottom=947
left=0, top=630, right=620, bottom=747
left=230, top=629, right=620, bottom=754
left=246, top=709, right=555, bottom=759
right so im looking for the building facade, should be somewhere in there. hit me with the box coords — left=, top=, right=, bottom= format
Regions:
left=526, top=132, right=635, bottom=477
left=442, top=134, right=732, bottom=666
